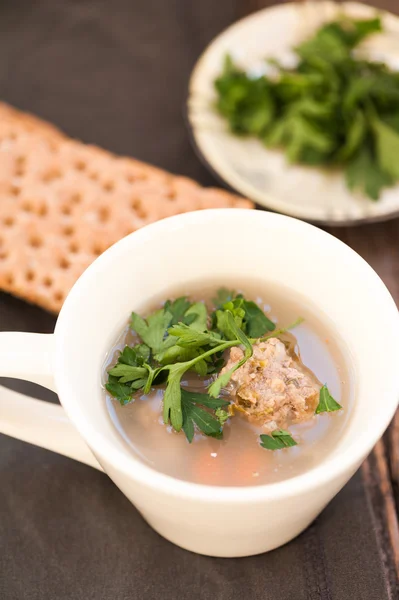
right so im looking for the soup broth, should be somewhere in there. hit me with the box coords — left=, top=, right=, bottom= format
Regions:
left=104, top=279, right=353, bottom=487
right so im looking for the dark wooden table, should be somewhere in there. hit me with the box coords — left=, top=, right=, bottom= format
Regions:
left=0, top=1, right=398, bottom=598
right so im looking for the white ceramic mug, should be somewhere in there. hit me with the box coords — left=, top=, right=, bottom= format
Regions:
left=1, top=209, right=398, bottom=557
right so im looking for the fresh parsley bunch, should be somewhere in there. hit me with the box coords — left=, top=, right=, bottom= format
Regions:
left=106, top=290, right=341, bottom=449
left=214, top=16, right=399, bottom=200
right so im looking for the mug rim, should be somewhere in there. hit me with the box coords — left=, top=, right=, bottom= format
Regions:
left=54, top=209, right=399, bottom=503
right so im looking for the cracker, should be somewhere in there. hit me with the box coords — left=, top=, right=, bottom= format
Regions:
left=0, top=102, right=253, bottom=312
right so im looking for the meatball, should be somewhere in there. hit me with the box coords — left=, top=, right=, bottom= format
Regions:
left=221, top=338, right=320, bottom=432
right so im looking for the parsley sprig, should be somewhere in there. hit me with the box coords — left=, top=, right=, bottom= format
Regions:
left=105, top=290, right=342, bottom=448
left=106, top=291, right=284, bottom=439
left=181, top=389, right=229, bottom=443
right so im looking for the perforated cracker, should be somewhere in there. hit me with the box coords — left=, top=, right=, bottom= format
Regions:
left=0, top=102, right=253, bottom=312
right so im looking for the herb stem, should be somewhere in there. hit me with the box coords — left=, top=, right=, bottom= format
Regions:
left=143, top=363, right=161, bottom=394
left=159, top=318, right=304, bottom=379
left=160, top=339, right=237, bottom=377
left=185, top=340, right=237, bottom=367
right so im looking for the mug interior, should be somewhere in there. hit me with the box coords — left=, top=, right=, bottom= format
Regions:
left=54, top=209, right=399, bottom=499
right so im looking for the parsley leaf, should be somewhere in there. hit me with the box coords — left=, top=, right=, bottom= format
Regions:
left=189, top=405, right=223, bottom=436
left=155, top=345, right=200, bottom=365
left=180, top=389, right=229, bottom=409
left=316, top=385, right=342, bottom=414
left=130, top=378, right=150, bottom=390
left=346, top=146, right=392, bottom=201
left=194, top=359, right=208, bottom=377
left=108, top=363, right=148, bottom=383
left=296, top=17, right=381, bottom=59
left=215, top=306, right=243, bottom=340
left=213, top=290, right=275, bottom=338
left=118, top=346, right=139, bottom=366
left=372, top=115, right=399, bottom=180
left=168, top=323, right=220, bottom=348
left=164, top=297, right=191, bottom=326
left=181, top=400, right=195, bottom=443
left=348, top=16, right=382, bottom=45
left=242, top=300, right=275, bottom=337
left=180, top=388, right=226, bottom=443
left=336, top=110, right=366, bottom=161
left=106, top=344, right=154, bottom=401
left=295, top=26, right=351, bottom=63
left=268, top=112, right=334, bottom=164
left=118, top=344, right=150, bottom=366
left=162, top=365, right=185, bottom=431
left=184, top=302, right=208, bottom=331
left=212, top=288, right=235, bottom=309
left=260, top=429, right=298, bottom=451
left=215, top=407, right=230, bottom=426
left=131, top=309, right=173, bottom=354
left=215, top=57, right=275, bottom=136
left=105, top=375, right=133, bottom=406
left=135, top=344, right=151, bottom=363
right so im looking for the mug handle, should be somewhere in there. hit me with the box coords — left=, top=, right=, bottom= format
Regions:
left=0, top=332, right=102, bottom=471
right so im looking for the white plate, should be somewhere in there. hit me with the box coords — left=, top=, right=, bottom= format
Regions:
left=188, top=1, right=399, bottom=225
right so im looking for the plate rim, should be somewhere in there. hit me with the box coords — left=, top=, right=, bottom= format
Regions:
left=186, top=1, right=399, bottom=227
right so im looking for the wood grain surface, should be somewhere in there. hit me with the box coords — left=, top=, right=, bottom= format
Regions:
left=240, top=0, right=399, bottom=589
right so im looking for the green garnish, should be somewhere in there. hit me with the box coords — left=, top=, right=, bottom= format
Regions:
left=215, top=407, right=230, bottom=426
left=108, top=363, right=148, bottom=383
left=162, top=365, right=186, bottom=430
left=105, top=375, right=134, bottom=406
left=164, top=297, right=192, bottom=325
left=181, top=389, right=229, bottom=443
left=212, top=289, right=276, bottom=338
left=316, top=384, right=343, bottom=413
left=118, top=344, right=151, bottom=365
left=260, top=429, right=298, bottom=451
left=241, top=300, right=275, bottom=337
left=105, top=290, right=337, bottom=446
left=212, top=288, right=235, bottom=308
left=130, top=309, right=174, bottom=355
left=213, top=16, right=399, bottom=200
left=105, top=344, right=154, bottom=400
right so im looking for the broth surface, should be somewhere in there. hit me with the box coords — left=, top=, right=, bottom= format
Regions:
left=104, top=279, right=353, bottom=486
